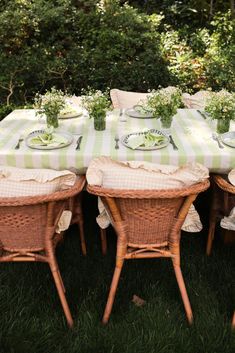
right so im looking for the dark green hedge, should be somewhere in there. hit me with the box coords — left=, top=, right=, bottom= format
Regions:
left=0, top=0, right=234, bottom=106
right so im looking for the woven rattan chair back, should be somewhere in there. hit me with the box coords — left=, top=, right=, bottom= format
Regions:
left=87, top=179, right=210, bottom=324
left=114, top=197, right=183, bottom=247
left=0, top=176, right=86, bottom=327
left=0, top=203, right=47, bottom=251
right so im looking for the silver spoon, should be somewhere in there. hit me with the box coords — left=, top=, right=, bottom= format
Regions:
left=212, top=132, right=224, bottom=149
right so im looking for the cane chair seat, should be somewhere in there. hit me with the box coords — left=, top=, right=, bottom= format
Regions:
left=0, top=175, right=86, bottom=327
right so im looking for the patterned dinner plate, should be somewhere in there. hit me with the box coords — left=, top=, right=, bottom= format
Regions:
left=121, top=129, right=169, bottom=151
left=26, top=130, right=73, bottom=150
left=220, top=131, right=235, bottom=148
left=126, top=106, right=154, bottom=119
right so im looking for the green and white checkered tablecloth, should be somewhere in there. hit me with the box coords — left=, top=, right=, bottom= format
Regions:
left=0, top=109, right=234, bottom=173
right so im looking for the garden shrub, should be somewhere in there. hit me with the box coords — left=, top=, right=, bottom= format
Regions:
left=0, top=0, right=233, bottom=108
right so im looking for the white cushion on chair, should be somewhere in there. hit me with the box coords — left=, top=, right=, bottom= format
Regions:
left=87, top=157, right=209, bottom=232
left=87, top=156, right=209, bottom=189
left=182, top=91, right=210, bottom=109
left=228, top=169, right=235, bottom=186
left=110, top=89, right=149, bottom=109
left=220, top=207, right=235, bottom=230
left=0, top=166, right=77, bottom=197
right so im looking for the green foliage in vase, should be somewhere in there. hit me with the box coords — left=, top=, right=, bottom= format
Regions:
left=146, top=87, right=183, bottom=124
left=204, top=90, right=235, bottom=122
left=34, top=87, right=66, bottom=121
left=81, top=89, right=111, bottom=121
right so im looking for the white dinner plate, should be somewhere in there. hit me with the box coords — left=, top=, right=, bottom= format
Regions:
left=220, top=131, right=235, bottom=148
left=26, top=130, right=73, bottom=150
left=58, top=110, right=83, bottom=119
left=121, top=129, right=169, bottom=150
left=126, top=106, right=154, bottom=119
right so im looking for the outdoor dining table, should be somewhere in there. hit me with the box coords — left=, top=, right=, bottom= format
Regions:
left=0, top=108, right=234, bottom=174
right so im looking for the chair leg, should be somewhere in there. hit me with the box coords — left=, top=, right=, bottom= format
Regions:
left=102, top=259, right=124, bottom=324
left=49, top=264, right=74, bottom=328
left=57, top=268, right=66, bottom=293
left=78, top=220, right=87, bottom=256
left=173, top=263, right=193, bottom=324
left=232, top=312, right=235, bottom=330
left=206, top=218, right=216, bottom=256
left=72, top=195, right=87, bottom=256
left=100, top=228, right=107, bottom=255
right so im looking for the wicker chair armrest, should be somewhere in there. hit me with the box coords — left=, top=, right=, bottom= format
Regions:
left=214, top=175, right=235, bottom=194
left=86, top=179, right=210, bottom=199
left=0, top=175, right=86, bottom=206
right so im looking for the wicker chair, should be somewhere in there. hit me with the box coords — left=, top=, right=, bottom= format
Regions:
left=87, top=179, right=210, bottom=324
left=206, top=174, right=235, bottom=256
left=0, top=176, right=86, bottom=327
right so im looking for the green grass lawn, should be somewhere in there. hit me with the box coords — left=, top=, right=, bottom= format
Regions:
left=0, top=191, right=234, bottom=353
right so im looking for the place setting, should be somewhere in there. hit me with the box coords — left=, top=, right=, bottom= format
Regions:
left=125, top=105, right=154, bottom=119
left=58, top=101, right=84, bottom=119
left=118, top=128, right=170, bottom=151
left=25, top=128, right=74, bottom=150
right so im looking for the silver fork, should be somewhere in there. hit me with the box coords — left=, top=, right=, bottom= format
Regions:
left=15, top=136, right=24, bottom=149
left=114, top=134, right=119, bottom=149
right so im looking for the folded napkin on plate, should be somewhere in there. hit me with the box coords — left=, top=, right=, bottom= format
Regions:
left=133, top=104, right=153, bottom=115
left=30, top=132, right=68, bottom=147
left=128, top=135, right=145, bottom=149
left=59, top=103, right=83, bottom=117
left=127, top=131, right=166, bottom=149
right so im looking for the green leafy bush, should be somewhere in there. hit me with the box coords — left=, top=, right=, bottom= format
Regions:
left=0, top=1, right=233, bottom=108
left=0, top=104, right=15, bottom=121
left=204, top=12, right=235, bottom=91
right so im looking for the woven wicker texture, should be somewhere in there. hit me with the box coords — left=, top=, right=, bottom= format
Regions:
left=0, top=175, right=86, bottom=327
left=87, top=179, right=210, bottom=324
left=116, top=198, right=182, bottom=247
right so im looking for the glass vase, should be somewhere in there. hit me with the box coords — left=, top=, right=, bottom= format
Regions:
left=94, top=117, right=106, bottom=131
left=160, top=116, right=172, bottom=134
left=46, top=114, right=59, bottom=129
left=216, top=119, right=230, bottom=134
